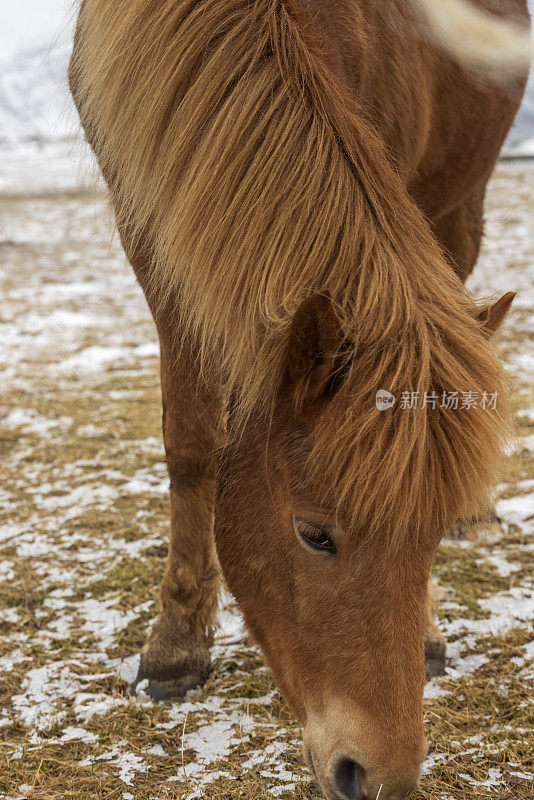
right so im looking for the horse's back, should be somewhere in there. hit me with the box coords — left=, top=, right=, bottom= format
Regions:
left=326, top=0, right=530, bottom=218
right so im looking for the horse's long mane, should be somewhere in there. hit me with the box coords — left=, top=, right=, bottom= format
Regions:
left=71, top=0, right=511, bottom=540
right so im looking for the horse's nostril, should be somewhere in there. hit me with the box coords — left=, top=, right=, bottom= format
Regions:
left=333, top=757, right=366, bottom=800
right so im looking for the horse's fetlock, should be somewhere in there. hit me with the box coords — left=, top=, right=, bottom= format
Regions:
left=134, top=615, right=212, bottom=700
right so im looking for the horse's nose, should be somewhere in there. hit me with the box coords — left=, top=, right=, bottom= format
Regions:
left=305, top=706, right=424, bottom=800
left=331, top=755, right=418, bottom=800
left=332, top=757, right=366, bottom=799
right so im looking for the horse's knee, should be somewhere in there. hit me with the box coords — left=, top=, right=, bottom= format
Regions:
left=167, top=454, right=214, bottom=492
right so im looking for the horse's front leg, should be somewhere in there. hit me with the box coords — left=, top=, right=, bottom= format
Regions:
left=424, top=579, right=446, bottom=679
left=135, top=331, right=222, bottom=699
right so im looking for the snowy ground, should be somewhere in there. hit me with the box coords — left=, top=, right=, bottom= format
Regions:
left=0, top=151, right=533, bottom=799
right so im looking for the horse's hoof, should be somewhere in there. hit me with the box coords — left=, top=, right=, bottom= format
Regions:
left=424, top=638, right=446, bottom=679
left=131, top=641, right=211, bottom=701
left=132, top=668, right=209, bottom=701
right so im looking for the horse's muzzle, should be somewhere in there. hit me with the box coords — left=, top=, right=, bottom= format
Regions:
left=303, top=705, right=424, bottom=800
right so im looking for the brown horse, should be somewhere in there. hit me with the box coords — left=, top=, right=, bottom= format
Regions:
left=69, top=0, right=529, bottom=797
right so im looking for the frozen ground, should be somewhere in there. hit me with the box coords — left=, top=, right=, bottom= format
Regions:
left=0, top=151, right=533, bottom=799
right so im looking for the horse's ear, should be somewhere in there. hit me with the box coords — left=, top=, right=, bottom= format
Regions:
left=476, top=292, right=516, bottom=335
left=285, top=291, right=344, bottom=408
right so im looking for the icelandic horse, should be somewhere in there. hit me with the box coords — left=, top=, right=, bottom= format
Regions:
left=69, top=0, right=530, bottom=796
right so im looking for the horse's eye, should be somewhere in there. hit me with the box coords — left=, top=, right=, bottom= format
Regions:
left=294, top=516, right=337, bottom=555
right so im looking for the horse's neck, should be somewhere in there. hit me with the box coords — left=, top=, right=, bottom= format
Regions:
left=303, top=0, right=433, bottom=182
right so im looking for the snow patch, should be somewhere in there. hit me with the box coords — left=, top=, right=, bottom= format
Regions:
left=496, top=494, right=534, bottom=532
left=60, top=726, right=98, bottom=743
left=1, top=407, right=72, bottom=435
